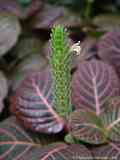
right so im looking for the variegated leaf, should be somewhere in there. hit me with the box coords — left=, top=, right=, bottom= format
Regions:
left=97, top=31, right=120, bottom=77
left=32, top=143, right=93, bottom=160
left=10, top=68, right=65, bottom=134
left=92, top=141, right=120, bottom=160
left=9, top=54, right=47, bottom=93
left=0, top=12, right=21, bottom=56
left=0, top=116, right=42, bottom=160
left=0, top=116, right=93, bottom=160
left=93, top=14, right=120, bottom=32
left=32, top=4, right=81, bottom=29
left=68, top=109, right=106, bottom=144
left=101, top=97, right=120, bottom=142
left=71, top=60, right=120, bottom=115
left=0, top=71, right=8, bottom=114
left=0, top=0, right=43, bottom=19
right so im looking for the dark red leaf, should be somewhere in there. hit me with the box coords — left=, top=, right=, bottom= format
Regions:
left=0, top=116, right=42, bottom=160
left=10, top=68, right=65, bottom=134
left=0, top=71, right=8, bottom=114
left=71, top=60, right=120, bottom=115
left=10, top=37, right=44, bottom=61
left=0, top=117, right=93, bottom=160
left=0, top=0, right=43, bottom=19
left=97, top=31, right=120, bottom=77
left=93, top=14, right=120, bottom=32
left=32, top=4, right=81, bottom=29
left=34, top=143, right=93, bottom=160
left=9, top=54, right=48, bottom=93
left=0, top=12, right=21, bottom=56
left=92, top=141, right=120, bottom=160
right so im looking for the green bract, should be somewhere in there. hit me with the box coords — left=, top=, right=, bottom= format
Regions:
left=50, top=25, right=72, bottom=118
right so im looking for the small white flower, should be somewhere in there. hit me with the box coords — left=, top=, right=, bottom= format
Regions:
left=70, top=41, right=81, bottom=55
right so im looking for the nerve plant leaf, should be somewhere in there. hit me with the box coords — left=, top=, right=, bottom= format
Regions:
left=0, top=12, right=21, bottom=56
left=92, top=141, right=120, bottom=160
left=9, top=54, right=48, bottom=93
left=10, top=37, right=44, bottom=62
left=32, top=4, right=81, bottom=29
left=0, top=116, right=42, bottom=160
left=0, top=71, right=8, bottom=100
left=0, top=71, right=8, bottom=114
left=93, top=14, right=120, bottom=32
left=0, top=117, right=93, bottom=160
left=68, top=109, right=106, bottom=144
left=31, top=143, right=93, bottom=160
left=32, top=4, right=64, bottom=29
left=71, top=60, right=120, bottom=115
left=10, top=68, right=65, bottom=134
left=68, top=97, right=120, bottom=145
left=0, top=0, right=43, bottom=19
left=101, top=97, right=120, bottom=142
left=97, top=31, right=120, bottom=77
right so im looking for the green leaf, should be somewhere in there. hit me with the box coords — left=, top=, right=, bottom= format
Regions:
left=101, top=97, right=120, bottom=141
left=69, top=109, right=107, bottom=144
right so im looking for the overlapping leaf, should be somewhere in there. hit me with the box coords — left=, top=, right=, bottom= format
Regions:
left=0, top=116, right=42, bottom=160
left=101, top=97, right=120, bottom=142
left=0, top=71, right=8, bottom=100
left=10, top=37, right=44, bottom=62
left=0, top=116, right=93, bottom=160
left=17, top=0, right=32, bottom=7
left=30, top=143, right=93, bottom=160
left=92, top=141, right=120, bottom=160
left=9, top=53, right=48, bottom=92
left=31, top=4, right=64, bottom=29
left=0, top=12, right=21, bottom=56
left=13, top=54, right=47, bottom=74
left=68, top=97, right=120, bottom=145
left=68, top=109, right=106, bottom=144
left=0, top=0, right=43, bottom=19
left=0, top=71, right=8, bottom=113
left=10, top=68, right=65, bottom=134
left=97, top=31, right=120, bottom=77
left=93, top=14, right=120, bottom=32
left=32, top=4, right=81, bottom=29
left=71, top=60, right=120, bottom=115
